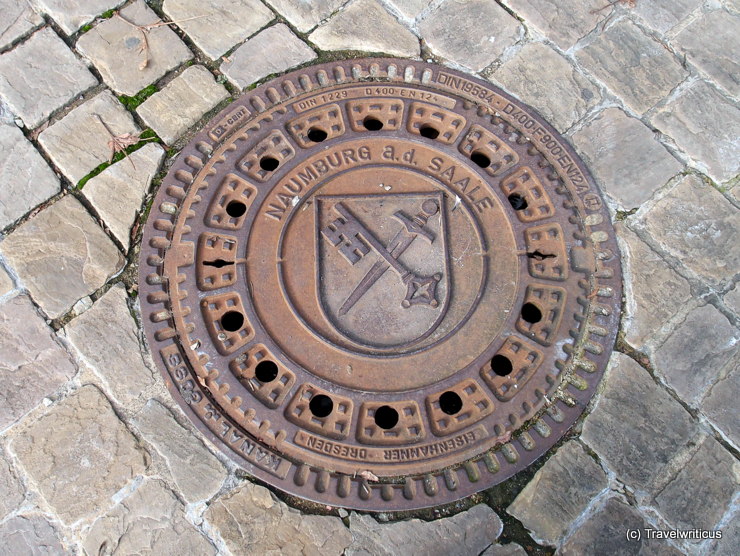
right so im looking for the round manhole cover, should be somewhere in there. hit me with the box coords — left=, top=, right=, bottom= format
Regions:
left=139, top=58, right=622, bottom=511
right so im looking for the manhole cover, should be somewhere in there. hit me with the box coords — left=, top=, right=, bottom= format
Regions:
left=139, top=59, right=622, bottom=511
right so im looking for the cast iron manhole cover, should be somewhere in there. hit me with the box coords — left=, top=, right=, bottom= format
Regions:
left=140, top=59, right=622, bottom=511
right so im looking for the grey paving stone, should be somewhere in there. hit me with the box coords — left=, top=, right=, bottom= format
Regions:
left=385, top=0, right=432, bottom=20
left=76, top=0, right=193, bottom=96
left=481, top=543, right=527, bottom=556
left=651, top=80, right=739, bottom=184
left=700, top=363, right=739, bottom=448
left=0, top=295, right=77, bottom=430
left=0, top=123, right=60, bottom=229
left=222, top=24, right=316, bottom=89
left=83, top=478, right=216, bottom=556
left=571, top=108, right=683, bottom=208
left=634, top=174, right=740, bottom=286
left=490, top=42, right=601, bottom=132
left=0, top=515, right=67, bottom=556
left=38, top=90, right=139, bottom=184
left=0, top=265, right=12, bottom=296
left=206, top=482, right=352, bottom=555
left=419, top=0, right=520, bottom=71
left=560, top=497, right=684, bottom=555
left=347, top=504, right=503, bottom=556
left=11, top=385, right=147, bottom=523
left=309, top=0, right=419, bottom=58
left=725, top=283, right=740, bottom=315
left=83, top=143, right=165, bottom=247
left=655, top=436, right=737, bottom=532
left=65, top=283, right=155, bottom=406
left=712, top=517, right=739, bottom=556
left=504, top=0, right=604, bottom=49
left=507, top=441, right=607, bottom=546
left=673, top=10, right=740, bottom=97
left=0, top=0, right=43, bottom=50
left=0, top=195, right=124, bottom=319
left=133, top=400, right=227, bottom=503
left=163, top=0, right=273, bottom=59
left=654, top=305, right=738, bottom=406
left=32, top=0, right=123, bottom=35
left=265, top=0, right=345, bottom=33
left=575, top=18, right=687, bottom=114
left=617, top=225, right=692, bottom=347
left=136, top=66, right=228, bottom=145
left=581, top=354, right=698, bottom=493
left=0, top=28, right=97, bottom=128
left=0, top=448, right=25, bottom=519
left=633, top=0, right=703, bottom=33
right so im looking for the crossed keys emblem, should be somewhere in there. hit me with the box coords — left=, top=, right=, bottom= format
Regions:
left=321, top=199, right=442, bottom=315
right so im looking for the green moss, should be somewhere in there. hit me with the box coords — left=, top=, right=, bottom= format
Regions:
left=615, top=208, right=638, bottom=221
left=101, top=9, right=116, bottom=19
left=79, top=23, right=93, bottom=34
left=118, top=84, right=158, bottom=111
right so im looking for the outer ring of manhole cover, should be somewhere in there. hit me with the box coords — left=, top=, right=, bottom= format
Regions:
left=139, top=58, right=622, bottom=511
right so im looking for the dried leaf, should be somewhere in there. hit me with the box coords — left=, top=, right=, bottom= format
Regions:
left=357, top=470, right=379, bottom=482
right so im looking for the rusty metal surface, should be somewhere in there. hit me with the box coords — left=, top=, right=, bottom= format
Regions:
left=139, top=59, right=622, bottom=511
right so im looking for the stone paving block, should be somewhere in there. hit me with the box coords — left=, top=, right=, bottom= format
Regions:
left=0, top=448, right=24, bottom=519
left=490, top=42, right=601, bottom=132
left=65, top=283, right=155, bottom=406
left=618, top=225, right=692, bottom=346
left=11, top=385, right=147, bottom=523
left=38, top=90, right=139, bottom=184
left=309, top=0, right=419, bottom=58
left=712, top=517, right=739, bottom=556
left=0, top=123, right=59, bottom=229
left=654, top=305, right=738, bottom=406
left=206, top=481, right=352, bottom=555
left=418, top=0, right=520, bottom=72
left=700, top=364, right=739, bottom=448
left=504, top=0, right=603, bottom=50
left=560, top=497, right=684, bottom=555
left=581, top=354, right=698, bottom=492
left=76, top=0, right=193, bottom=96
left=481, top=543, right=527, bottom=556
left=634, top=175, right=740, bottom=286
left=633, top=0, right=703, bottom=33
left=266, top=0, right=345, bottom=32
left=0, top=515, right=67, bottom=555
left=136, top=66, right=228, bottom=145
left=0, top=0, right=43, bottom=50
left=0, top=195, right=124, bottom=319
left=0, top=265, right=12, bottom=296
left=673, top=10, right=739, bottom=96
left=163, top=0, right=273, bottom=60
left=347, top=504, right=503, bottom=556
left=0, top=28, right=97, bottom=128
left=222, top=24, right=316, bottom=89
left=32, top=0, right=123, bottom=35
left=507, top=441, right=607, bottom=546
left=576, top=18, right=687, bottom=114
left=83, top=143, right=165, bottom=247
left=655, top=435, right=737, bottom=532
left=725, top=283, right=740, bottom=315
left=83, top=478, right=216, bottom=556
left=571, top=108, right=682, bottom=208
left=385, top=0, right=432, bottom=20
left=0, top=295, right=77, bottom=430
left=651, top=81, right=740, bottom=184
left=133, top=400, right=227, bottom=503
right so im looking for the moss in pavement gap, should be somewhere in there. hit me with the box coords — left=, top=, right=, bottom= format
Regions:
left=80, top=23, right=93, bottom=34
left=118, top=85, right=159, bottom=111
left=101, top=9, right=116, bottom=19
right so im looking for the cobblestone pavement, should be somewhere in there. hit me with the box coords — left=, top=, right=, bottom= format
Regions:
left=0, top=0, right=738, bottom=554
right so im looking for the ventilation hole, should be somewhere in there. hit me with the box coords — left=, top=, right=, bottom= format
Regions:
left=221, top=311, right=244, bottom=332
left=526, top=251, right=555, bottom=260
left=307, top=127, right=327, bottom=142
left=309, top=394, right=334, bottom=418
left=255, top=360, right=279, bottom=382
left=226, top=200, right=247, bottom=217
left=508, top=193, right=528, bottom=210
left=363, top=117, right=383, bottom=131
left=471, top=151, right=491, bottom=168
left=521, top=303, right=543, bottom=324
left=439, top=391, right=463, bottom=415
left=374, top=405, right=399, bottom=429
left=491, top=354, right=513, bottom=377
left=259, top=156, right=279, bottom=171
left=419, top=125, right=440, bottom=139
left=203, top=259, right=233, bottom=268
